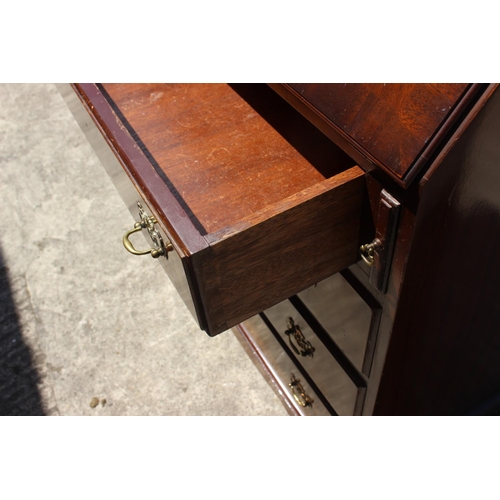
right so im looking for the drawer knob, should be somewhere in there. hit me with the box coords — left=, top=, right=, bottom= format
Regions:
left=360, top=238, right=382, bottom=266
left=289, top=374, right=314, bottom=408
left=285, top=318, right=315, bottom=358
left=122, top=202, right=174, bottom=259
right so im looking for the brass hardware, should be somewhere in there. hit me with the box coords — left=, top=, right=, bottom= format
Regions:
left=122, top=202, right=174, bottom=259
left=289, top=374, right=314, bottom=408
left=123, top=223, right=154, bottom=255
left=360, top=238, right=382, bottom=266
left=368, top=190, right=401, bottom=292
left=285, top=317, right=315, bottom=358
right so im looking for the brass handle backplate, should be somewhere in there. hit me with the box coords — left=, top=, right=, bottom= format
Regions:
left=289, top=374, right=314, bottom=408
left=122, top=201, right=173, bottom=259
left=285, top=318, right=315, bottom=358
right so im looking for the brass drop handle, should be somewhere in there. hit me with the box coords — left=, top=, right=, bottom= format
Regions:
left=360, top=238, right=382, bottom=266
left=285, top=318, right=315, bottom=358
left=123, top=222, right=149, bottom=255
left=122, top=207, right=173, bottom=259
left=123, top=221, right=162, bottom=258
left=289, top=374, right=314, bottom=408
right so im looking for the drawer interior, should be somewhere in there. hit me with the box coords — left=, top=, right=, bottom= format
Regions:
left=100, top=83, right=358, bottom=239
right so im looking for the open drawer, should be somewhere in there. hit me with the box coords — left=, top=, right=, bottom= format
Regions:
left=60, top=83, right=365, bottom=336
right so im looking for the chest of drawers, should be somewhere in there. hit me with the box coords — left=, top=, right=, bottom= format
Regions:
left=60, top=82, right=500, bottom=415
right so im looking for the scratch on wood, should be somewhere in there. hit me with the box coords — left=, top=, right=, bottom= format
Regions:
left=150, top=91, right=164, bottom=103
left=175, top=117, right=192, bottom=128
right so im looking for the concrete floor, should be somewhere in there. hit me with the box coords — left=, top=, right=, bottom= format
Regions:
left=0, top=83, right=288, bottom=416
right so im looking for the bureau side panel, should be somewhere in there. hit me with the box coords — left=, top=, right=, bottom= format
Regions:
left=374, top=86, right=500, bottom=415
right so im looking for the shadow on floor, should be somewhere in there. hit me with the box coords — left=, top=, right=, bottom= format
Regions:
left=0, top=248, right=45, bottom=416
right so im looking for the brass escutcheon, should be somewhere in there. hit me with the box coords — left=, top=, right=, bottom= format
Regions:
left=289, top=374, right=314, bottom=408
left=122, top=202, right=173, bottom=259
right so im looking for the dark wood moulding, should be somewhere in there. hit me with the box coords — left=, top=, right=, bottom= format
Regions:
left=72, top=83, right=365, bottom=336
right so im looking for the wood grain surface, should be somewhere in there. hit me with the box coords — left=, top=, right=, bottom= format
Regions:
left=101, top=83, right=356, bottom=236
left=200, top=167, right=364, bottom=334
left=271, top=83, right=478, bottom=185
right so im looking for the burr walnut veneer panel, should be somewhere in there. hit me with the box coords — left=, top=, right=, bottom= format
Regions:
left=269, top=84, right=483, bottom=186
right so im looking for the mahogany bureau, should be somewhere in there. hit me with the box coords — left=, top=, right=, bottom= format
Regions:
left=59, top=83, right=500, bottom=416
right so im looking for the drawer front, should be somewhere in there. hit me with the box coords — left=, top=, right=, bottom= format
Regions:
left=297, top=272, right=379, bottom=375
left=263, top=300, right=364, bottom=416
left=235, top=315, right=331, bottom=416
left=57, top=83, right=205, bottom=328
left=124, top=197, right=206, bottom=328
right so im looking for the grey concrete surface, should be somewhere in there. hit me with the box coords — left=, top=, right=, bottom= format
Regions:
left=0, top=83, right=288, bottom=416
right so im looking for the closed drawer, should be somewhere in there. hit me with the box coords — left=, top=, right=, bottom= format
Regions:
left=60, top=83, right=365, bottom=336
left=296, top=272, right=381, bottom=376
left=263, top=299, right=365, bottom=416
left=235, top=314, right=331, bottom=416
